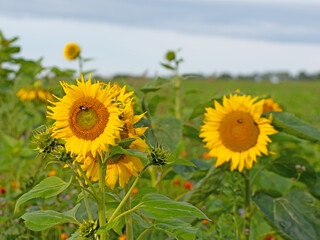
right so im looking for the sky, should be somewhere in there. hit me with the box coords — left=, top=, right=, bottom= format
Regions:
left=1, top=0, right=320, bottom=76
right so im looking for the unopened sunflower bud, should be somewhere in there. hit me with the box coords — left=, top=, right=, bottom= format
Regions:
left=165, top=50, right=176, bottom=61
left=148, top=144, right=170, bottom=166
left=79, top=219, right=98, bottom=238
left=33, top=128, right=56, bottom=154
left=52, top=146, right=74, bottom=163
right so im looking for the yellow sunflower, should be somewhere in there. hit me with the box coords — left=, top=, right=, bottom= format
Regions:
left=64, top=42, right=81, bottom=60
left=47, top=75, right=124, bottom=157
left=75, top=85, right=148, bottom=189
left=200, top=94, right=277, bottom=172
left=263, top=98, right=282, bottom=113
left=16, top=88, right=54, bottom=102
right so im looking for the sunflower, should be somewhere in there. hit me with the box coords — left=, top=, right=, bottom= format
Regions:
left=200, top=94, right=277, bottom=172
left=263, top=98, right=282, bottom=113
left=75, top=85, right=148, bottom=189
left=16, top=88, right=54, bottom=102
left=64, top=42, right=81, bottom=60
left=47, top=75, right=124, bottom=157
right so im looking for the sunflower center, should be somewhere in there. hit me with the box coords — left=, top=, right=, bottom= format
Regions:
left=219, top=111, right=259, bottom=152
left=69, top=97, right=109, bottom=140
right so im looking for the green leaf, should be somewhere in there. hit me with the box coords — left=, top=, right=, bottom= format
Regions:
left=140, top=77, right=172, bottom=93
left=154, top=117, right=183, bottom=152
left=268, top=155, right=316, bottom=186
left=253, top=189, right=320, bottom=240
left=160, top=63, right=175, bottom=70
left=132, top=212, right=151, bottom=229
left=147, top=95, right=163, bottom=116
left=185, top=164, right=228, bottom=205
left=109, top=145, right=148, bottom=161
left=309, top=172, right=320, bottom=199
left=21, top=204, right=80, bottom=231
left=117, top=138, right=136, bottom=149
left=15, top=176, right=72, bottom=212
left=167, top=155, right=196, bottom=167
left=138, top=193, right=209, bottom=220
left=182, top=124, right=202, bottom=142
left=189, top=97, right=222, bottom=121
left=154, top=218, right=197, bottom=240
left=270, top=111, right=320, bottom=143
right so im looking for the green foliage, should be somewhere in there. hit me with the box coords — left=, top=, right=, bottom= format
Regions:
left=21, top=204, right=80, bottom=231
left=15, top=176, right=72, bottom=212
left=253, top=189, right=320, bottom=240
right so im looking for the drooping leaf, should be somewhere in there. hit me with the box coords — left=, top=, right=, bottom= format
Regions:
left=15, top=176, right=72, bottom=212
left=160, top=63, right=175, bottom=71
left=189, top=96, right=222, bottom=121
left=109, top=145, right=148, bottom=161
left=270, top=111, right=320, bottom=143
left=140, top=77, right=172, bottom=94
left=167, top=155, right=196, bottom=167
left=185, top=164, right=228, bottom=205
left=253, top=189, right=320, bottom=240
left=154, top=218, right=197, bottom=240
left=21, top=204, right=80, bottom=231
left=268, top=155, right=316, bottom=186
left=154, top=117, right=183, bottom=152
left=147, top=95, right=163, bottom=116
left=138, top=193, right=209, bottom=220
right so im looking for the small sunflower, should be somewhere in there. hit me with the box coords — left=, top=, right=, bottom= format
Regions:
left=263, top=98, right=282, bottom=113
left=64, top=42, right=81, bottom=60
left=16, top=88, right=54, bottom=102
left=76, top=86, right=148, bottom=189
left=200, top=94, right=277, bottom=172
left=47, top=75, right=124, bottom=157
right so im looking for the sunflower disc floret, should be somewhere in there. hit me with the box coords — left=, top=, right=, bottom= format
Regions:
left=200, top=94, right=278, bottom=172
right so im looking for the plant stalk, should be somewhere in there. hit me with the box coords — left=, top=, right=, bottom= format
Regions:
left=124, top=184, right=134, bottom=240
left=98, top=156, right=107, bottom=240
left=243, top=169, right=251, bottom=240
left=173, top=74, right=181, bottom=119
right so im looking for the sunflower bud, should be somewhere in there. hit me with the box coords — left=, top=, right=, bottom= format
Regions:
left=52, top=146, right=74, bottom=163
left=32, top=128, right=56, bottom=154
left=165, top=50, right=176, bottom=61
left=78, top=219, right=98, bottom=238
left=148, top=144, right=170, bottom=166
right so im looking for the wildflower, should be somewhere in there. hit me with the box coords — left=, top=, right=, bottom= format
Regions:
left=0, top=187, right=6, bottom=194
left=263, top=98, right=282, bottom=113
left=265, top=235, right=276, bottom=240
left=48, top=75, right=124, bottom=158
left=182, top=151, right=187, bottom=157
left=119, top=234, right=127, bottom=240
left=64, top=42, right=80, bottom=60
left=172, top=179, right=181, bottom=186
left=295, top=165, right=301, bottom=169
left=131, top=188, right=138, bottom=198
left=11, top=181, right=18, bottom=190
left=47, top=170, right=57, bottom=177
left=202, top=219, right=209, bottom=224
left=200, top=94, right=277, bottom=172
left=61, top=233, right=68, bottom=239
left=203, top=152, right=210, bottom=160
left=184, top=181, right=193, bottom=190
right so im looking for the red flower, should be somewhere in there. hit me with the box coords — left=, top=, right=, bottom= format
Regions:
left=0, top=187, right=6, bottom=194
left=172, top=180, right=181, bottom=186
left=184, top=181, right=193, bottom=190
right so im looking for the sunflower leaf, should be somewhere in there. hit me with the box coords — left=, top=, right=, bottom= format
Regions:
left=189, top=96, right=223, bottom=121
left=117, top=138, right=136, bottom=149
left=109, top=145, right=148, bottom=161
left=140, top=77, right=172, bottom=94
left=253, top=189, right=320, bottom=240
left=15, top=176, right=72, bottom=213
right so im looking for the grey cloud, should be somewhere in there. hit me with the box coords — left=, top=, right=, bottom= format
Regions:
left=1, top=0, right=320, bottom=44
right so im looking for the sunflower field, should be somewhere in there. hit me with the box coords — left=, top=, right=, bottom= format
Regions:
left=1, top=30, right=320, bottom=240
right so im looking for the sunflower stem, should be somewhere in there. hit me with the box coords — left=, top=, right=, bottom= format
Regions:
left=124, top=184, right=134, bottom=240
left=243, top=169, right=251, bottom=240
left=173, top=72, right=181, bottom=119
left=78, top=56, right=83, bottom=77
left=75, top=162, right=99, bottom=199
left=108, top=163, right=151, bottom=223
left=77, top=179, right=93, bottom=221
left=98, top=155, right=107, bottom=240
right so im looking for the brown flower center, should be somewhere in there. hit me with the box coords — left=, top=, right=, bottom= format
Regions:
left=69, top=97, right=109, bottom=140
left=219, top=111, right=259, bottom=152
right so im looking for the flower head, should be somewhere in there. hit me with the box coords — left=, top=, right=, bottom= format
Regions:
left=200, top=94, right=277, bottom=172
left=48, top=75, right=124, bottom=158
left=64, top=42, right=81, bottom=60
left=263, top=98, right=282, bottom=113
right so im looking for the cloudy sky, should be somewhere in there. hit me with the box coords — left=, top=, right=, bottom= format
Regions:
left=1, top=0, right=320, bottom=76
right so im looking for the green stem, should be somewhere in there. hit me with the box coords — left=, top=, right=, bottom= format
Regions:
left=78, top=179, right=93, bottom=221
left=98, top=156, right=107, bottom=240
left=75, top=162, right=98, bottom=198
left=124, top=184, right=134, bottom=240
left=137, top=228, right=153, bottom=240
left=78, top=56, right=83, bottom=77
left=112, top=206, right=140, bottom=223
left=149, top=166, right=157, bottom=187
left=109, top=164, right=151, bottom=223
left=173, top=74, right=181, bottom=119
left=243, top=170, right=251, bottom=240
